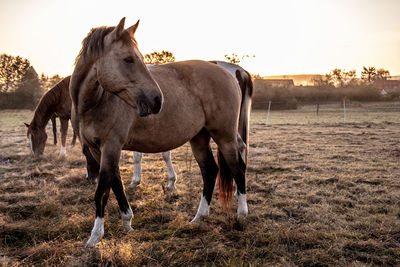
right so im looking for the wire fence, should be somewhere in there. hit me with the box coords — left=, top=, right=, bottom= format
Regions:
left=251, top=100, right=400, bottom=125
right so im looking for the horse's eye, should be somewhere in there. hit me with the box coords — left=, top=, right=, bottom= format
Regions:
left=124, top=56, right=134, bottom=63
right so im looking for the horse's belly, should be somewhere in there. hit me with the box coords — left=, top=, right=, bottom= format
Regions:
left=123, top=112, right=205, bottom=153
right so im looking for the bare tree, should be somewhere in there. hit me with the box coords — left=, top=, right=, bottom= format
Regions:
left=144, top=50, right=175, bottom=65
left=376, top=68, right=391, bottom=80
left=361, top=66, right=391, bottom=83
left=224, top=53, right=255, bottom=64
left=343, top=70, right=357, bottom=86
left=40, top=74, right=63, bottom=92
left=361, top=66, right=377, bottom=83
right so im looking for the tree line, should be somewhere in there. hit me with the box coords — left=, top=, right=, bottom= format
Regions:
left=1, top=50, right=248, bottom=109
left=4, top=50, right=392, bottom=111
left=252, top=66, right=395, bottom=110
left=0, top=51, right=178, bottom=109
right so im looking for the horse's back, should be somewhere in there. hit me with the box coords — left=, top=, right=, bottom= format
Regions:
left=148, top=60, right=241, bottom=107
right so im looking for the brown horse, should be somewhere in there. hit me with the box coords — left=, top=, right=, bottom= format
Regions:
left=25, top=76, right=77, bottom=155
left=70, top=18, right=252, bottom=247
left=127, top=61, right=253, bottom=190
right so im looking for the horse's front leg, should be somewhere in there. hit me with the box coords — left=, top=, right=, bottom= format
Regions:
left=162, top=151, right=177, bottom=192
left=83, top=145, right=100, bottom=182
left=59, top=118, right=69, bottom=156
left=71, top=130, right=77, bottom=147
left=51, top=116, right=57, bottom=145
left=129, top=151, right=142, bottom=189
left=86, top=144, right=133, bottom=247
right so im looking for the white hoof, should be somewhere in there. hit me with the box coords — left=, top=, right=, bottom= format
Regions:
left=129, top=181, right=140, bottom=189
left=167, top=181, right=177, bottom=192
left=121, top=209, right=133, bottom=231
left=59, top=146, right=66, bottom=156
left=190, top=215, right=204, bottom=224
left=191, top=196, right=209, bottom=224
left=237, top=193, right=248, bottom=219
left=86, top=217, right=104, bottom=247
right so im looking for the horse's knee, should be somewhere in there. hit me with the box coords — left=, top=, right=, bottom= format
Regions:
left=133, top=151, right=142, bottom=164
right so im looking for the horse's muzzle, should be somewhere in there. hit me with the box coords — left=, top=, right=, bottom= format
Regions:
left=137, top=93, right=163, bottom=117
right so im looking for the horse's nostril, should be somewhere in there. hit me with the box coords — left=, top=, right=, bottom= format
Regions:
left=153, top=95, right=162, bottom=113
left=155, top=96, right=161, bottom=105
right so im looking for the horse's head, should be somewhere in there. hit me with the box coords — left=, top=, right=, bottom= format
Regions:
left=93, top=18, right=163, bottom=116
left=25, top=123, right=47, bottom=155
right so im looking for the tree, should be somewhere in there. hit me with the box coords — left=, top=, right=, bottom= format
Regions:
left=343, top=70, right=357, bottom=86
left=0, top=54, right=31, bottom=93
left=361, top=66, right=376, bottom=83
left=144, top=50, right=175, bottom=65
left=40, top=73, right=63, bottom=92
left=15, top=67, right=42, bottom=108
left=376, top=68, right=391, bottom=80
left=331, top=69, right=344, bottom=87
left=224, top=53, right=255, bottom=64
left=361, top=66, right=391, bottom=83
left=324, top=69, right=357, bottom=87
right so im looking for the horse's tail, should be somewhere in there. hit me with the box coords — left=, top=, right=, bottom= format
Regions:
left=216, top=68, right=253, bottom=210
left=236, top=68, right=253, bottom=168
left=217, top=148, right=234, bottom=211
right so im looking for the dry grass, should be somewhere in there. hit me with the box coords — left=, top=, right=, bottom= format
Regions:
left=1, top=107, right=400, bottom=266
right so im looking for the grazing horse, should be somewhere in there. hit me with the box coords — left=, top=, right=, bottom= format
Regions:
left=25, top=76, right=77, bottom=156
left=70, top=18, right=252, bottom=247
left=128, top=61, right=253, bottom=191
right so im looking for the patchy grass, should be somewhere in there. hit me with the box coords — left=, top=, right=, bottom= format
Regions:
left=252, top=101, right=400, bottom=124
left=1, top=106, right=400, bottom=266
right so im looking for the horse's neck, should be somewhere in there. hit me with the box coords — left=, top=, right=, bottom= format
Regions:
left=31, top=90, right=58, bottom=129
left=71, top=64, right=104, bottom=115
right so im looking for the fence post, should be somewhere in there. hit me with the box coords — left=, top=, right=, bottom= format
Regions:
left=343, top=98, right=346, bottom=123
left=266, top=100, right=271, bottom=125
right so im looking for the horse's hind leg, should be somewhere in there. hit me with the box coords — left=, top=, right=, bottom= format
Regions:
left=162, top=151, right=177, bottom=192
left=129, top=151, right=142, bottom=189
left=190, top=128, right=219, bottom=223
left=51, top=116, right=57, bottom=145
left=59, top=118, right=69, bottom=155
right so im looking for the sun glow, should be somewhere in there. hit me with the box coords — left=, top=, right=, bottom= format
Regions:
left=0, top=0, right=399, bottom=77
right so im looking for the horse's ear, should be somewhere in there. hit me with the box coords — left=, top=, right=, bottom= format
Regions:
left=110, top=17, right=126, bottom=41
left=24, top=123, right=30, bottom=128
left=126, top=20, right=140, bottom=38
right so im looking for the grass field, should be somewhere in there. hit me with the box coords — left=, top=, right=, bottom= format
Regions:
left=1, top=103, right=400, bottom=266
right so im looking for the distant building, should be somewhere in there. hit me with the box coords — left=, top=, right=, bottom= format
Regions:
left=262, top=79, right=294, bottom=87
left=375, top=80, right=400, bottom=96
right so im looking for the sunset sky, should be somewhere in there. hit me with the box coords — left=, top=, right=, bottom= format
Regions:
left=0, top=0, right=399, bottom=77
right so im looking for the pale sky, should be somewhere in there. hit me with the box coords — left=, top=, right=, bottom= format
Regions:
left=0, top=0, right=399, bottom=77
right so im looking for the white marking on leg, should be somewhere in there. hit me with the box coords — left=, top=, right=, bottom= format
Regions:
left=237, top=193, right=248, bottom=219
left=59, top=145, right=66, bottom=156
left=86, top=217, right=104, bottom=247
left=191, top=195, right=210, bottom=224
left=28, top=134, right=34, bottom=155
left=129, top=151, right=142, bottom=188
left=121, top=207, right=133, bottom=231
left=85, top=170, right=89, bottom=179
left=162, top=151, right=177, bottom=192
